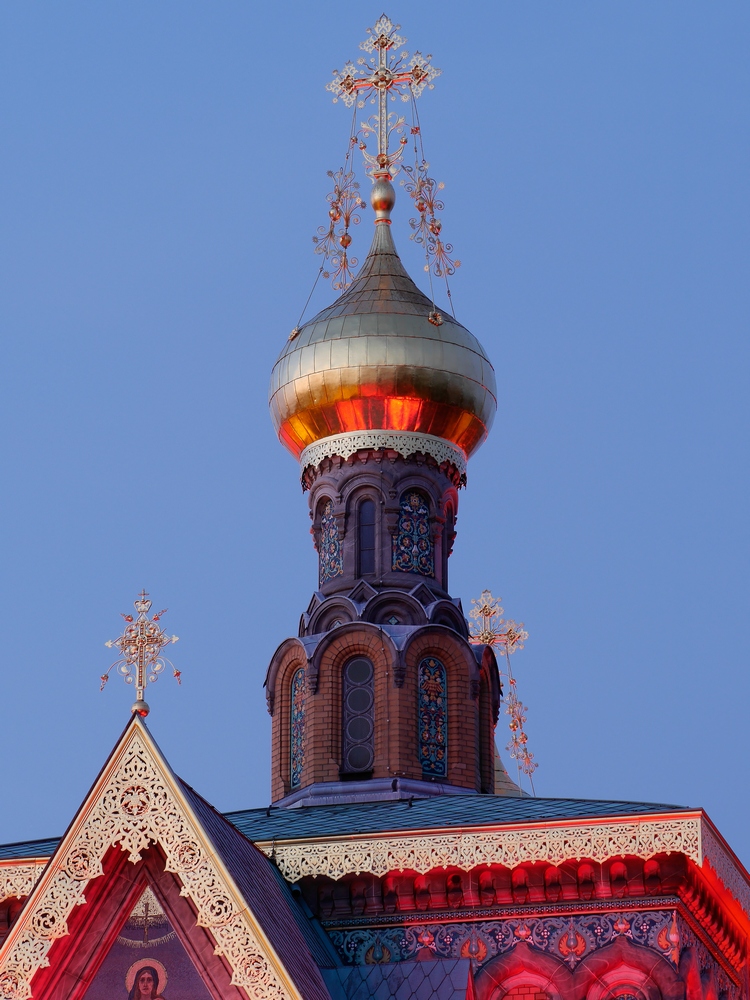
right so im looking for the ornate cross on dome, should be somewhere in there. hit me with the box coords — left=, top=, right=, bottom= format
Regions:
left=327, top=14, right=440, bottom=176
left=100, top=590, right=180, bottom=717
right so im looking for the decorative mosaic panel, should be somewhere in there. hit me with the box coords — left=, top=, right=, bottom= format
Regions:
left=418, top=657, right=447, bottom=778
left=392, top=492, right=434, bottom=577
left=328, top=910, right=693, bottom=974
left=290, top=667, right=306, bottom=789
left=319, top=500, right=343, bottom=583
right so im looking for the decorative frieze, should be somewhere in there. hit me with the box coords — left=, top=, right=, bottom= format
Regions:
left=0, top=866, right=46, bottom=906
left=258, top=815, right=702, bottom=882
left=300, top=431, right=467, bottom=477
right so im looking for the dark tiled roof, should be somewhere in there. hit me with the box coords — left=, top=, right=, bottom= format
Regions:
left=225, top=794, right=690, bottom=844
left=323, top=959, right=472, bottom=1000
left=0, top=838, right=57, bottom=861
left=0, top=796, right=690, bottom=863
left=178, top=779, right=340, bottom=995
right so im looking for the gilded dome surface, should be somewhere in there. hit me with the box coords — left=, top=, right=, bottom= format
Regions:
left=269, top=221, right=497, bottom=462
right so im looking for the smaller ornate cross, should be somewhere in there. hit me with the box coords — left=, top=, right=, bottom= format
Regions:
left=101, top=591, right=180, bottom=716
left=469, top=590, right=536, bottom=788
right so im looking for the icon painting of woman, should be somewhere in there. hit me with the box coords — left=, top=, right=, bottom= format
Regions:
left=125, top=960, right=167, bottom=1000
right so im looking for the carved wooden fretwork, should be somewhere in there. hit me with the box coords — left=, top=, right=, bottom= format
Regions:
left=0, top=867, right=46, bottom=906
left=0, top=722, right=297, bottom=1000
left=257, top=816, right=704, bottom=882
left=701, top=823, right=750, bottom=915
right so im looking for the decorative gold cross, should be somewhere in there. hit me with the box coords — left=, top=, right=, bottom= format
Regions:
left=100, top=590, right=180, bottom=716
left=469, top=590, right=536, bottom=787
left=327, top=15, right=440, bottom=175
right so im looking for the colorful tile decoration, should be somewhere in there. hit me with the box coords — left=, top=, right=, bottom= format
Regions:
left=419, top=657, right=447, bottom=778
left=392, top=492, right=434, bottom=577
left=290, top=667, right=306, bottom=789
left=319, top=500, right=343, bottom=582
left=328, top=910, right=740, bottom=1000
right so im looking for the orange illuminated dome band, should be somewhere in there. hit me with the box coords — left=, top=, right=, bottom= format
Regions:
left=269, top=215, right=497, bottom=471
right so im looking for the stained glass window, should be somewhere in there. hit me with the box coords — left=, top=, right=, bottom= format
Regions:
left=290, top=667, right=306, bottom=789
left=418, top=656, right=447, bottom=777
left=392, top=491, right=434, bottom=577
left=319, top=499, right=343, bottom=583
left=341, top=657, right=374, bottom=774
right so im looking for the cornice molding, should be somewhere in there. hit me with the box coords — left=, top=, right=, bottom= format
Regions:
left=258, top=814, right=703, bottom=881
left=701, top=822, right=750, bottom=915
left=0, top=722, right=298, bottom=1000
left=299, top=430, right=467, bottom=476
left=0, top=865, right=47, bottom=907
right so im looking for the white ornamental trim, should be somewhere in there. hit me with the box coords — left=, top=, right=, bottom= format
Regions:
left=256, top=815, right=703, bottom=883
left=0, top=722, right=299, bottom=1000
left=701, top=823, right=750, bottom=915
left=0, top=866, right=47, bottom=905
left=300, top=430, right=467, bottom=475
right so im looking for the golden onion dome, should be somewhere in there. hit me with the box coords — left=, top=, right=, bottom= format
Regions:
left=269, top=181, right=497, bottom=472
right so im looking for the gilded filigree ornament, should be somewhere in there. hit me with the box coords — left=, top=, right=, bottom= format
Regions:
left=313, top=167, right=365, bottom=291
left=402, top=162, right=461, bottom=278
left=327, top=15, right=440, bottom=176
left=100, top=591, right=180, bottom=717
left=469, top=591, right=535, bottom=788
left=0, top=722, right=296, bottom=1000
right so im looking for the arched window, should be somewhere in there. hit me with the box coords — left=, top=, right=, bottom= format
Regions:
left=341, top=657, right=374, bottom=775
left=290, top=667, right=306, bottom=789
left=418, top=656, right=447, bottom=777
left=358, top=498, right=376, bottom=576
left=443, top=504, right=455, bottom=586
left=319, top=499, right=343, bottom=583
left=392, top=491, right=434, bottom=577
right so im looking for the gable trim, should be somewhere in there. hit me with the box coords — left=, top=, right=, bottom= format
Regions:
left=0, top=718, right=302, bottom=1000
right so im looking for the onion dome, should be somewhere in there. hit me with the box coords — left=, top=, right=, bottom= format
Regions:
left=269, top=180, right=497, bottom=475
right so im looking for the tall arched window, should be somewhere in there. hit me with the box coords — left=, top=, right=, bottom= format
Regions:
left=443, top=505, right=455, bottom=586
left=341, top=657, right=374, bottom=775
left=358, top=498, right=376, bottom=576
left=392, top=491, right=434, bottom=577
left=319, top=499, right=343, bottom=584
left=290, top=667, right=306, bottom=789
left=418, top=656, right=447, bottom=777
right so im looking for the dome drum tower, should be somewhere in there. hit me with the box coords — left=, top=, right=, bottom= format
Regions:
left=266, top=53, right=506, bottom=806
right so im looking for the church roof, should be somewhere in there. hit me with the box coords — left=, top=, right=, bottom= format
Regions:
left=178, top=778, right=341, bottom=976
left=225, top=794, right=691, bottom=843
left=0, top=794, right=689, bottom=862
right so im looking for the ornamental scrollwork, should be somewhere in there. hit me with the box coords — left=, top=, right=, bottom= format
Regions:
left=0, top=866, right=46, bottom=906
left=0, top=729, right=294, bottom=1000
left=300, top=430, right=467, bottom=476
left=258, top=817, right=703, bottom=882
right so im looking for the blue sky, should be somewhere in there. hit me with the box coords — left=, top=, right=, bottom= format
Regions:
left=0, top=2, right=748, bottom=861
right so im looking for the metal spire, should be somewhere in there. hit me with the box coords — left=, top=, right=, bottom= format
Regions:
left=100, top=590, right=180, bottom=716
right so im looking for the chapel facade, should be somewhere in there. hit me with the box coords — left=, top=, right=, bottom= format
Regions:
left=0, top=15, right=748, bottom=1000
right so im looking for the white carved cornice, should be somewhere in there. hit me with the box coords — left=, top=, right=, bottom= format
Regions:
left=0, top=865, right=46, bottom=906
left=0, top=720, right=300, bottom=1000
left=701, top=822, right=750, bottom=915
left=257, top=814, right=703, bottom=882
left=300, top=430, right=467, bottom=476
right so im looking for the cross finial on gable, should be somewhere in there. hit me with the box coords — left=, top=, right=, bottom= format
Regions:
left=101, top=591, right=180, bottom=716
